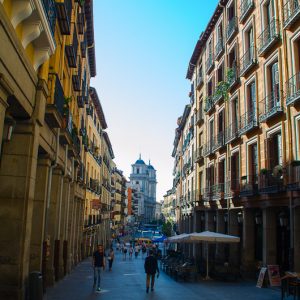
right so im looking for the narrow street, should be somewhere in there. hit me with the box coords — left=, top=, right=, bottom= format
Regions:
left=45, top=250, right=280, bottom=300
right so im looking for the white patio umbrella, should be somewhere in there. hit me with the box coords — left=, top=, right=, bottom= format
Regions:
left=182, top=231, right=240, bottom=280
left=166, top=233, right=190, bottom=243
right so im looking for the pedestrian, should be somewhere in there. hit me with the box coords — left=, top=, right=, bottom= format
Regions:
left=134, top=244, right=139, bottom=259
left=92, top=244, right=105, bottom=292
left=116, top=242, right=120, bottom=251
left=129, top=245, right=133, bottom=259
left=108, top=247, right=115, bottom=271
left=144, top=249, right=159, bottom=293
left=142, top=244, right=146, bottom=258
left=123, top=245, right=127, bottom=260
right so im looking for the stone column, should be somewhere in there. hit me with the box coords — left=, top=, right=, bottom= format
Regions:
left=45, top=167, right=63, bottom=286
left=0, top=121, right=40, bottom=299
left=242, top=208, right=256, bottom=274
left=294, top=206, right=300, bottom=272
left=216, top=210, right=225, bottom=262
left=229, top=210, right=239, bottom=266
left=29, top=157, right=51, bottom=272
left=263, top=208, right=277, bottom=265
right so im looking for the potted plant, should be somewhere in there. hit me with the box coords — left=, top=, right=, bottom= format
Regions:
left=260, top=168, right=268, bottom=175
left=273, top=165, right=283, bottom=177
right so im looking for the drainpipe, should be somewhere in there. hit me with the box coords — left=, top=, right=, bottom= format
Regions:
left=43, top=128, right=60, bottom=241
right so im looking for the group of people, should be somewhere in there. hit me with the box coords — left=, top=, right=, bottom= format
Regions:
left=92, top=242, right=160, bottom=293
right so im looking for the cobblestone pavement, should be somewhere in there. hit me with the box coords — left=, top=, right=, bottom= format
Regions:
left=45, top=251, right=283, bottom=300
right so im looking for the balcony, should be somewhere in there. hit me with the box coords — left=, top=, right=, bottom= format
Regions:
left=196, top=74, right=204, bottom=89
left=77, top=162, right=85, bottom=182
left=60, top=110, right=73, bottom=145
left=287, top=161, right=300, bottom=191
left=195, top=109, right=204, bottom=125
left=206, top=54, right=214, bottom=74
left=239, top=110, right=258, bottom=135
left=258, top=19, right=280, bottom=56
left=215, top=39, right=224, bottom=61
left=203, top=187, right=212, bottom=202
left=240, top=0, right=254, bottom=23
left=42, top=0, right=57, bottom=36
left=259, top=91, right=283, bottom=122
left=194, top=147, right=204, bottom=164
left=258, top=169, right=285, bottom=194
left=286, top=72, right=300, bottom=106
left=228, top=65, right=240, bottom=91
left=77, top=95, right=84, bottom=108
left=70, top=129, right=81, bottom=156
left=45, top=73, right=64, bottom=128
left=240, top=175, right=258, bottom=197
left=65, top=26, right=78, bottom=68
left=225, top=122, right=240, bottom=144
left=239, top=46, right=257, bottom=77
left=204, top=95, right=215, bottom=114
left=55, top=0, right=73, bottom=35
left=213, top=88, right=223, bottom=105
left=81, top=35, right=87, bottom=58
left=77, top=12, right=84, bottom=34
left=226, top=17, right=238, bottom=42
left=283, top=0, right=300, bottom=29
left=224, top=179, right=240, bottom=198
left=212, top=131, right=225, bottom=151
left=211, top=183, right=225, bottom=201
left=72, top=59, right=81, bottom=91
left=203, top=140, right=213, bottom=157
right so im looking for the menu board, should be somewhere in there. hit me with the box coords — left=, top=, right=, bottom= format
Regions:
left=256, top=267, right=267, bottom=288
left=267, top=265, right=281, bottom=287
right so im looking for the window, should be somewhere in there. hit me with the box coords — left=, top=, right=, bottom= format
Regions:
left=228, top=46, right=237, bottom=69
left=218, top=159, right=225, bottom=185
left=263, top=0, right=275, bottom=27
left=217, top=22, right=223, bottom=42
left=231, top=97, right=239, bottom=128
left=266, top=132, right=282, bottom=169
left=207, top=77, right=214, bottom=96
left=218, top=109, right=225, bottom=134
left=209, top=119, right=214, bottom=138
left=247, top=80, right=256, bottom=114
left=249, top=143, right=258, bottom=179
left=217, top=63, right=224, bottom=83
left=230, top=152, right=240, bottom=187
left=228, top=1, right=235, bottom=20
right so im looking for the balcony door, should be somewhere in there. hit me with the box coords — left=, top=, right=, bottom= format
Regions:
left=249, top=143, right=258, bottom=184
left=218, top=109, right=225, bottom=136
left=266, top=132, right=282, bottom=170
left=230, top=152, right=239, bottom=190
left=218, top=159, right=225, bottom=191
left=247, top=81, right=256, bottom=119
left=231, top=97, right=239, bottom=132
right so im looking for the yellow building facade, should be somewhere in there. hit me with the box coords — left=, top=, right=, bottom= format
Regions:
left=171, top=0, right=300, bottom=275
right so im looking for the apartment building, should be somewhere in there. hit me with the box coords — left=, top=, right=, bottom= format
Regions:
left=171, top=0, right=300, bottom=275
left=162, top=188, right=176, bottom=223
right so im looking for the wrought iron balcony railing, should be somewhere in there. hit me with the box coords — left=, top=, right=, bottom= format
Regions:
left=55, top=0, right=73, bottom=35
left=203, top=140, right=213, bottom=157
left=212, top=131, right=225, bottom=151
left=48, top=73, right=65, bottom=117
left=215, top=39, right=224, bottom=60
left=206, top=54, right=214, bottom=74
left=240, top=0, right=254, bottom=23
left=224, top=179, right=240, bottom=198
left=225, top=121, right=240, bottom=144
left=286, top=72, right=300, bottom=106
left=258, top=169, right=285, bottom=194
left=240, top=175, right=258, bottom=196
left=72, top=58, right=81, bottom=91
left=239, top=110, right=258, bottom=135
left=203, top=187, right=213, bottom=202
left=259, top=91, right=283, bottom=122
left=258, top=19, right=280, bottom=56
left=228, top=64, right=240, bottom=90
left=226, top=17, right=238, bottom=42
left=195, top=109, right=204, bottom=125
left=77, top=12, right=84, bottom=34
left=197, top=74, right=204, bottom=88
left=42, top=0, right=57, bottom=36
left=194, top=147, right=204, bottom=164
left=283, top=0, right=300, bottom=29
left=65, top=26, right=78, bottom=68
left=211, top=183, right=225, bottom=201
left=240, top=46, right=257, bottom=77
left=204, top=95, right=214, bottom=114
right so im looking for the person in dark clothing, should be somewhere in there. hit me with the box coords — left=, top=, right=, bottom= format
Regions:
left=144, top=249, right=159, bottom=293
left=93, top=244, right=105, bottom=291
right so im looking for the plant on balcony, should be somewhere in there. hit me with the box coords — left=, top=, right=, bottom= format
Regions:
left=260, top=168, right=268, bottom=175
left=63, top=96, right=72, bottom=116
left=215, top=68, right=235, bottom=101
left=272, top=165, right=283, bottom=177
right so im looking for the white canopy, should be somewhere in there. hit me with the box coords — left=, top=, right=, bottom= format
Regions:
left=166, top=233, right=190, bottom=243
left=183, top=231, right=240, bottom=243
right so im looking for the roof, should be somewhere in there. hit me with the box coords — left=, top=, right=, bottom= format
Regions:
left=186, top=0, right=228, bottom=80
left=84, top=0, right=96, bottom=77
left=89, top=87, right=107, bottom=130
left=148, top=165, right=155, bottom=170
left=135, top=159, right=145, bottom=165
left=103, top=131, right=115, bottom=159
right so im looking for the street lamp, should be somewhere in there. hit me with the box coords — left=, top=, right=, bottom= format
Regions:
left=224, top=212, right=228, bottom=223
left=255, top=212, right=262, bottom=225
left=279, top=211, right=288, bottom=227
left=237, top=211, right=243, bottom=224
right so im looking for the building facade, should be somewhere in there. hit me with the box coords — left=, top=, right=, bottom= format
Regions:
left=0, top=1, right=119, bottom=299
left=129, top=156, right=157, bottom=223
left=170, top=0, right=300, bottom=275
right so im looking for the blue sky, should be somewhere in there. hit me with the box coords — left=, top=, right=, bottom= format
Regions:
left=91, top=0, right=219, bottom=201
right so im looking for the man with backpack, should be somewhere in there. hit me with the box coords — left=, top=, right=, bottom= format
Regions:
left=144, top=249, right=159, bottom=293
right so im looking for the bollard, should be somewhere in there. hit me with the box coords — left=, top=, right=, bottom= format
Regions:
left=29, top=271, right=43, bottom=300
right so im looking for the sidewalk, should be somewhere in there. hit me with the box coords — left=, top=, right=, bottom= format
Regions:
left=45, top=250, right=282, bottom=300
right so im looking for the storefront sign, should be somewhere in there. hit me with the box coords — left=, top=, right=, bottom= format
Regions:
left=256, top=267, right=267, bottom=288
left=267, top=265, right=281, bottom=287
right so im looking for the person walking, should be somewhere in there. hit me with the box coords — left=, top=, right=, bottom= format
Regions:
left=108, top=247, right=115, bottom=271
left=123, top=245, right=127, bottom=260
left=134, top=244, right=139, bottom=259
left=92, top=244, right=105, bottom=292
left=144, top=249, right=159, bottom=293
left=129, top=245, right=133, bottom=259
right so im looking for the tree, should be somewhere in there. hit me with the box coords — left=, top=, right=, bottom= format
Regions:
left=162, top=221, right=172, bottom=237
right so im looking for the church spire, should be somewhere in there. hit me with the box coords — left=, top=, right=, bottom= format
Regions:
left=139, top=153, right=141, bottom=160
